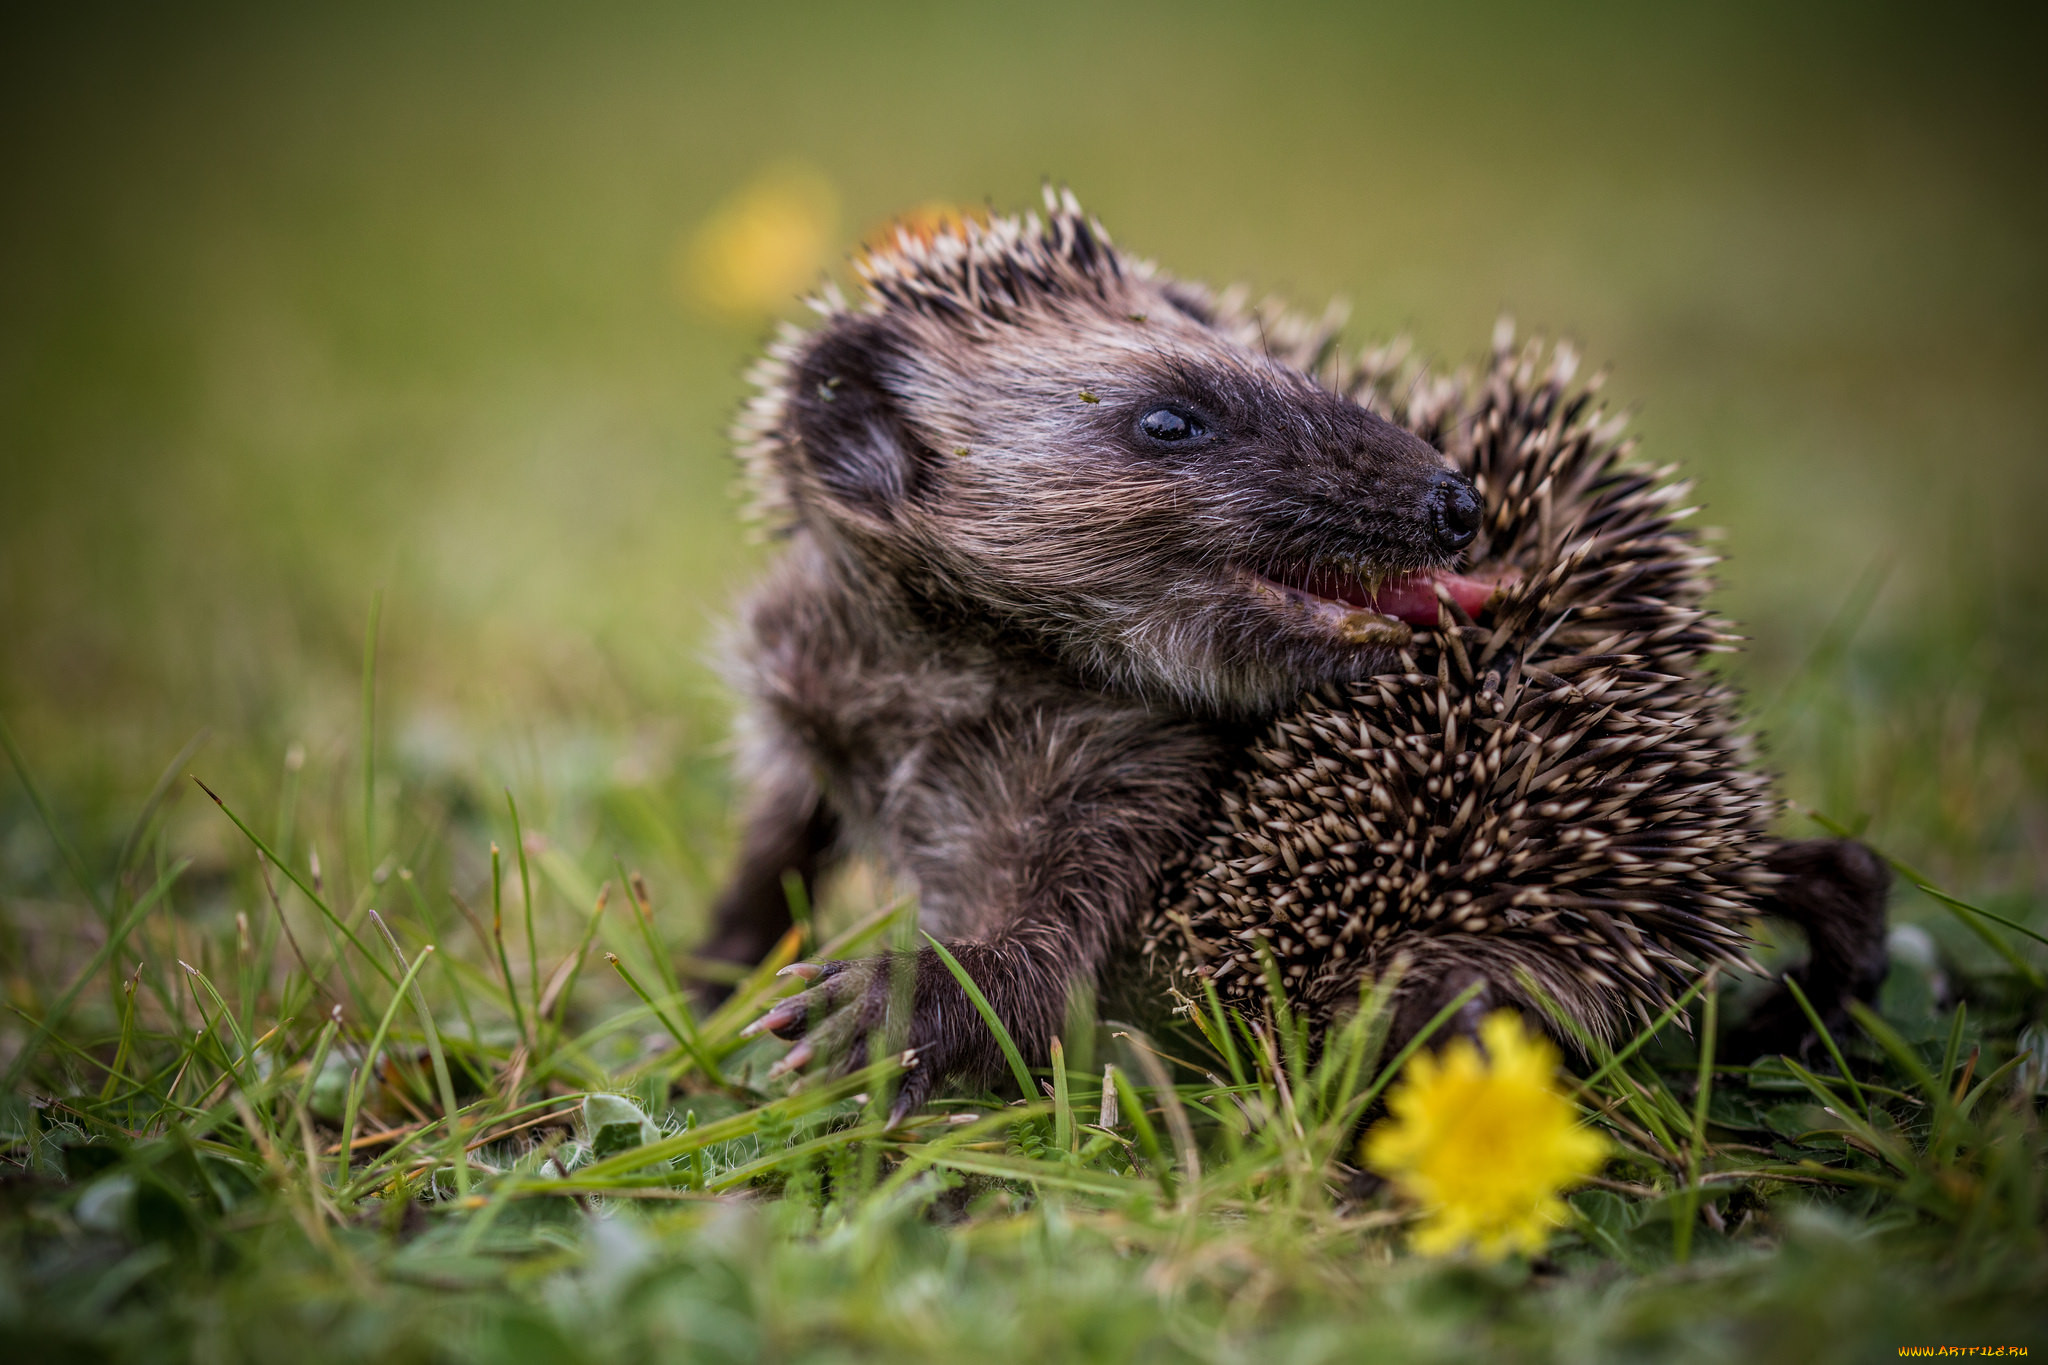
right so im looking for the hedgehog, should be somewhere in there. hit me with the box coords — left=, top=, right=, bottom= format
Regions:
left=709, top=189, right=1494, bottom=1119
left=1144, top=328, right=1892, bottom=1051
left=707, top=188, right=1887, bottom=1120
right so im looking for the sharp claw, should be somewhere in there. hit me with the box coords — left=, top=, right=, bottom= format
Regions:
left=741, top=999, right=805, bottom=1039
left=766, top=1039, right=814, bottom=1080
left=885, top=1053, right=932, bottom=1130
left=777, top=961, right=824, bottom=982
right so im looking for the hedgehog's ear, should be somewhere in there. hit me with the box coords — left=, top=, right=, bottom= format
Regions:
left=783, top=315, right=936, bottom=522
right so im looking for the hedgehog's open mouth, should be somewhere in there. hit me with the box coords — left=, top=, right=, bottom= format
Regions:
left=1247, top=565, right=1505, bottom=642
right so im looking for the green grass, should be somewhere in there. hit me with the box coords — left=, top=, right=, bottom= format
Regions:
left=3, top=3, right=2046, bottom=1360
left=1, top=709, right=2044, bottom=1362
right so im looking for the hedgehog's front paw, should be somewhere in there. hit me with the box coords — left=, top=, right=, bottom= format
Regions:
left=741, top=948, right=978, bottom=1124
left=741, top=954, right=903, bottom=1075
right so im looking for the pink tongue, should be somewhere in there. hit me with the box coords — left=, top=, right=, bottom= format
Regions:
left=1367, top=571, right=1501, bottom=626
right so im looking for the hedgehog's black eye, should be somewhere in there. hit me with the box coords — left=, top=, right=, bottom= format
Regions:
left=1138, top=405, right=1206, bottom=443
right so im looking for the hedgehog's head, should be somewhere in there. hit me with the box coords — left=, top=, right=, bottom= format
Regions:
left=741, top=189, right=1488, bottom=714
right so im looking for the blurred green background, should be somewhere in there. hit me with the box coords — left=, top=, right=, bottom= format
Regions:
left=2, top=2, right=2043, bottom=953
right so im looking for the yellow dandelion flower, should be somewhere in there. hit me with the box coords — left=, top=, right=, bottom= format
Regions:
left=1363, top=1010, right=1607, bottom=1261
left=676, top=162, right=839, bottom=318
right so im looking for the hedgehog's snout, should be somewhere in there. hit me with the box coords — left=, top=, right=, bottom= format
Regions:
left=1427, top=472, right=1482, bottom=554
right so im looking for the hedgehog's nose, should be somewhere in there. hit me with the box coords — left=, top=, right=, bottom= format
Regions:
left=1428, top=472, right=1482, bottom=553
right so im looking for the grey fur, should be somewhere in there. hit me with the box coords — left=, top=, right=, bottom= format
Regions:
left=708, top=191, right=1886, bottom=1111
left=709, top=189, right=1474, bottom=1114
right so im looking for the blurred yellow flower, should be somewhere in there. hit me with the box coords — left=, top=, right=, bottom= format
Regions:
left=1363, top=1010, right=1607, bottom=1261
left=677, top=163, right=839, bottom=318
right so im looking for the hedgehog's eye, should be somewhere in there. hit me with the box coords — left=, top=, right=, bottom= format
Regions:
left=1138, top=406, right=1206, bottom=443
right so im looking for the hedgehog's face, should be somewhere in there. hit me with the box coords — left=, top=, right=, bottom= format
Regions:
left=763, top=210, right=1490, bottom=714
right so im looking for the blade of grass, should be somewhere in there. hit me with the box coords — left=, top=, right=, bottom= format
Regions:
left=1051, top=1036, right=1074, bottom=1153
left=1256, top=947, right=1313, bottom=1107
left=1779, top=1056, right=1916, bottom=1177
left=913, top=1146, right=1135, bottom=1199
left=1939, top=1000, right=1967, bottom=1094
left=1714, top=1062, right=1923, bottom=1106
left=1342, top=979, right=1487, bottom=1129
left=1313, top=978, right=1393, bottom=1120
left=604, top=953, right=723, bottom=1084
left=336, top=946, right=436, bottom=1187
left=704, top=1119, right=902, bottom=1192
left=1575, top=971, right=1715, bottom=1095
left=7, top=1006, right=155, bottom=1101
left=193, top=776, right=397, bottom=988
left=1847, top=1000, right=1966, bottom=1159
left=346, top=1095, right=575, bottom=1196
left=370, top=911, right=468, bottom=1197
left=922, top=933, right=1033, bottom=1098
left=816, top=897, right=915, bottom=961
left=1516, top=965, right=1603, bottom=1062
left=1253, top=1021, right=1305, bottom=1146
left=455, top=1164, right=528, bottom=1252
left=295, top=1008, right=344, bottom=1114
left=569, top=1053, right=905, bottom=1182
left=1615, top=1068, right=1687, bottom=1162
left=1674, top=984, right=1718, bottom=1264
left=487, top=843, right=531, bottom=1052
left=535, top=845, right=604, bottom=927
left=618, top=863, right=688, bottom=1027
left=1195, top=980, right=1247, bottom=1089
left=447, top=887, right=519, bottom=1034
left=180, top=959, right=251, bottom=1061
left=506, top=789, right=540, bottom=1028
left=542, top=882, right=611, bottom=1025
left=780, top=869, right=814, bottom=946
left=1117, top=1027, right=1202, bottom=1191
left=1519, top=971, right=1689, bottom=1163
left=1920, top=889, right=2048, bottom=969
left=542, top=998, right=681, bottom=1085
left=2, top=857, right=188, bottom=1092
left=1109, top=1063, right=1173, bottom=1200
left=432, top=944, right=483, bottom=1062
left=1959, top=1052, right=2031, bottom=1119
left=254, top=851, right=329, bottom=1015
left=876, top=1105, right=1072, bottom=1201
left=97, top=963, right=144, bottom=1103
left=1060, top=981, right=1097, bottom=1084
left=1845, top=1001, right=1950, bottom=1116
left=1781, top=974, right=1869, bottom=1119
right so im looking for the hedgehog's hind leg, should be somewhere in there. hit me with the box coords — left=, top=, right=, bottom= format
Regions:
left=1722, top=838, right=1892, bottom=1061
left=1375, top=939, right=1612, bottom=1062
left=1386, top=964, right=1498, bottom=1057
